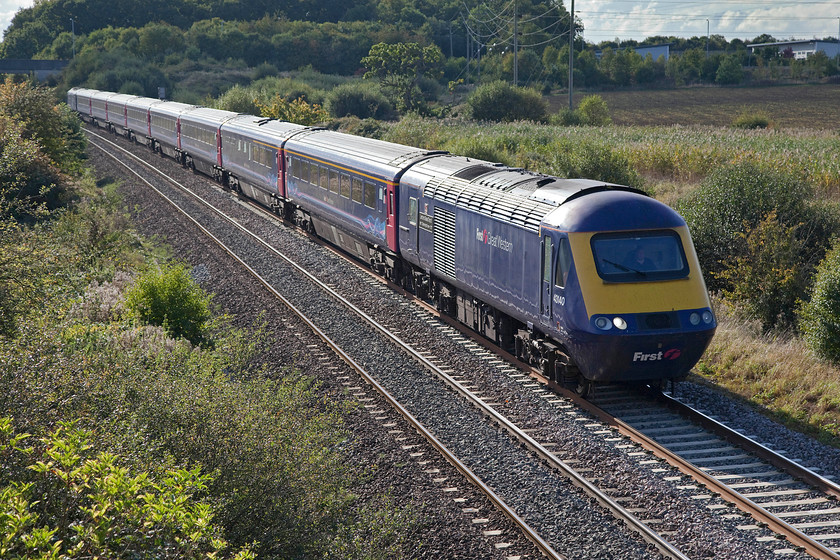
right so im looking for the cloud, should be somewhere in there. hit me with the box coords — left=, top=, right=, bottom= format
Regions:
left=576, top=1, right=840, bottom=43
left=0, top=0, right=34, bottom=40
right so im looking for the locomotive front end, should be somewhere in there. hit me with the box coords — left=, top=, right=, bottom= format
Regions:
left=544, top=189, right=716, bottom=385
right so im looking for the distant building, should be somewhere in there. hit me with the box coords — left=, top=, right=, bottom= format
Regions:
left=747, top=40, right=840, bottom=60
left=594, top=44, right=671, bottom=61
left=634, top=44, right=671, bottom=62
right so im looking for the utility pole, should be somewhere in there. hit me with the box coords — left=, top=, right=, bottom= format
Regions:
left=568, top=0, right=574, bottom=110
left=513, top=1, right=518, bottom=86
left=71, top=18, right=75, bottom=59
left=706, top=19, right=710, bottom=58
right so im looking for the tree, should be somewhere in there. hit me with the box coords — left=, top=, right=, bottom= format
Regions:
left=362, top=42, right=443, bottom=112
left=715, top=54, right=744, bottom=85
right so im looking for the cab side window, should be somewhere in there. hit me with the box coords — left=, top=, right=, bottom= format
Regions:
left=555, top=238, right=572, bottom=288
left=408, top=197, right=418, bottom=226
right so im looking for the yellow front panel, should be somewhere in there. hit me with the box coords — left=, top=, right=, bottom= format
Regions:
left=568, top=227, right=711, bottom=317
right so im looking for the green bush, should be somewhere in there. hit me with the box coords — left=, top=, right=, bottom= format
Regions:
left=577, top=94, right=612, bottom=125
left=676, top=161, right=836, bottom=294
left=550, top=108, right=582, bottom=126
left=123, top=262, right=212, bottom=346
left=717, top=211, right=807, bottom=331
left=800, top=242, right=840, bottom=363
left=215, top=84, right=261, bottom=114
left=466, top=81, right=548, bottom=123
left=733, top=109, right=771, bottom=129
left=0, top=419, right=253, bottom=560
left=326, top=82, right=394, bottom=119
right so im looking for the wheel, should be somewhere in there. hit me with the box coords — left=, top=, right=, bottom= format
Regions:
left=562, top=371, right=592, bottom=398
left=574, top=378, right=594, bottom=399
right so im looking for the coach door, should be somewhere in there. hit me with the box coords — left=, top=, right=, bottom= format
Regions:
left=399, top=186, right=420, bottom=264
left=540, top=233, right=554, bottom=325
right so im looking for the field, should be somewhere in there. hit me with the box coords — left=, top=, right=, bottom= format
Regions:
left=548, top=83, right=840, bottom=129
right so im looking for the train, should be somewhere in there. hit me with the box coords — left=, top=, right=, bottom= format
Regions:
left=68, top=87, right=716, bottom=396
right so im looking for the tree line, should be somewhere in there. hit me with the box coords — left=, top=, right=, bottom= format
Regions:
left=3, top=0, right=839, bottom=106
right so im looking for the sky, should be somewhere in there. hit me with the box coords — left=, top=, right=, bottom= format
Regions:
left=576, top=1, right=840, bottom=44
left=1, top=0, right=840, bottom=44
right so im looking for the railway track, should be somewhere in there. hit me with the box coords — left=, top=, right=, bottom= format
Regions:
left=86, top=129, right=685, bottom=559
left=579, top=386, right=840, bottom=559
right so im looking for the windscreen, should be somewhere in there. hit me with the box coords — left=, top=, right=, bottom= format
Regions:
left=591, top=230, right=689, bottom=282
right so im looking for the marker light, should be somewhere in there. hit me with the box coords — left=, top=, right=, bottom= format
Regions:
left=702, top=310, right=714, bottom=324
left=689, top=312, right=701, bottom=326
left=594, top=316, right=612, bottom=330
left=613, top=317, right=628, bottom=330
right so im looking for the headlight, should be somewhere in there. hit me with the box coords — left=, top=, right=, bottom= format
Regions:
left=613, top=317, right=628, bottom=330
left=702, top=310, right=714, bottom=324
left=689, top=312, right=701, bottom=326
left=594, top=316, right=612, bottom=330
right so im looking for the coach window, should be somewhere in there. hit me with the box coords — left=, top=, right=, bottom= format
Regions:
left=290, top=157, right=300, bottom=179
left=555, top=238, right=572, bottom=288
left=329, top=169, right=339, bottom=193
left=408, top=197, right=418, bottom=226
left=311, top=164, right=320, bottom=186
left=340, top=174, right=351, bottom=198
left=352, top=177, right=363, bottom=203
left=364, top=181, right=377, bottom=209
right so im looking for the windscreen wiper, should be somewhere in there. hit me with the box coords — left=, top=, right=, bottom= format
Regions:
left=603, top=259, right=647, bottom=276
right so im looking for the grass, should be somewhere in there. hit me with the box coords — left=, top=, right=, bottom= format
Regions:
left=382, top=117, right=840, bottom=197
left=695, top=301, right=840, bottom=446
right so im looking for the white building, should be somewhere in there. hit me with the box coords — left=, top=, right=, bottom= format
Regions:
left=747, top=40, right=840, bottom=60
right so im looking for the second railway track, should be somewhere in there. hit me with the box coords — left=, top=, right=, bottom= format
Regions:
left=86, top=126, right=840, bottom=559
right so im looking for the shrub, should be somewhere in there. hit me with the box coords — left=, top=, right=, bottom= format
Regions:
left=466, top=81, right=548, bottom=122
left=717, top=212, right=807, bottom=331
left=123, top=262, right=212, bottom=346
left=800, top=242, right=840, bottom=363
left=577, top=94, right=611, bottom=125
left=256, top=95, right=329, bottom=125
left=214, top=84, right=261, bottom=114
left=733, top=109, right=771, bottom=129
left=550, top=108, right=582, bottom=126
left=251, top=62, right=279, bottom=81
left=326, top=82, right=394, bottom=120
left=676, top=161, right=836, bottom=294
left=0, top=419, right=253, bottom=560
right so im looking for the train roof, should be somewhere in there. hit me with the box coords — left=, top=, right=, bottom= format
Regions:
left=402, top=155, right=647, bottom=232
left=90, top=90, right=119, bottom=102
left=544, top=189, right=685, bottom=233
left=285, top=128, right=444, bottom=182
left=103, top=93, right=140, bottom=106
left=152, top=100, right=197, bottom=118
left=221, top=115, right=308, bottom=148
left=125, top=96, right=166, bottom=110
left=179, top=107, right=239, bottom=127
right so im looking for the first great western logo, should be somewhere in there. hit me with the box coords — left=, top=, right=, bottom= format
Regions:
left=476, top=228, right=513, bottom=253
